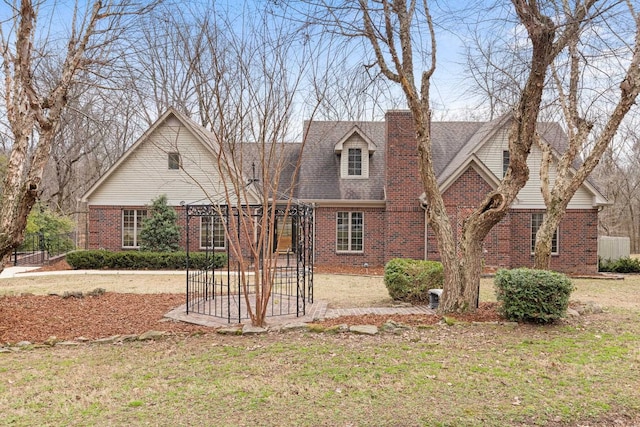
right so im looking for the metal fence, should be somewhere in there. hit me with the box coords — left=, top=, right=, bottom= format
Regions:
left=185, top=203, right=314, bottom=324
left=13, top=232, right=76, bottom=266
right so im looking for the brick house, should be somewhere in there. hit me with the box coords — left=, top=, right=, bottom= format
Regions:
left=79, top=108, right=608, bottom=274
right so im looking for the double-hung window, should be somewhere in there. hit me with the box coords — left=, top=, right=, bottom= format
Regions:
left=336, top=212, right=363, bottom=252
left=531, top=213, right=558, bottom=254
left=347, top=148, right=362, bottom=176
left=122, top=209, right=147, bottom=248
left=200, top=215, right=226, bottom=249
left=502, top=150, right=510, bottom=177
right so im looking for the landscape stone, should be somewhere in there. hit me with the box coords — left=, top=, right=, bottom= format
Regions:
left=94, top=335, right=120, bottom=344
left=349, top=325, right=379, bottom=335
left=0, top=348, right=12, bottom=353
left=16, top=341, right=32, bottom=347
left=576, top=301, right=603, bottom=315
left=281, top=322, right=309, bottom=332
left=331, top=324, right=350, bottom=333
left=138, top=330, right=165, bottom=341
left=117, top=334, right=139, bottom=343
left=44, top=336, right=59, bottom=346
left=381, top=319, right=410, bottom=334
left=57, top=341, right=80, bottom=346
left=242, top=325, right=268, bottom=335
left=217, top=327, right=243, bottom=335
left=566, top=308, right=580, bottom=317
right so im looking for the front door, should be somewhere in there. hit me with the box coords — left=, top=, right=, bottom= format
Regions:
left=274, top=216, right=293, bottom=253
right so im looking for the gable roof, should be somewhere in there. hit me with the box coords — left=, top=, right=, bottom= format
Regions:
left=333, top=125, right=378, bottom=154
left=81, top=107, right=258, bottom=204
left=83, top=108, right=607, bottom=207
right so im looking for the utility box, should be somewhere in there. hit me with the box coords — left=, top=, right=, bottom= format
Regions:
left=429, top=289, right=443, bottom=310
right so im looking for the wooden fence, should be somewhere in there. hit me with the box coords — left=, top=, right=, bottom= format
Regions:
left=598, top=236, right=630, bottom=261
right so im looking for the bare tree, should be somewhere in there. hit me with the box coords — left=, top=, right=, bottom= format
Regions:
left=141, top=3, right=331, bottom=326
left=534, top=1, right=640, bottom=268
left=592, top=118, right=640, bottom=252
left=0, top=0, right=154, bottom=269
left=310, top=0, right=596, bottom=313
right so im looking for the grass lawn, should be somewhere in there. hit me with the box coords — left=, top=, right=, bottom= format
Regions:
left=1, top=270, right=640, bottom=426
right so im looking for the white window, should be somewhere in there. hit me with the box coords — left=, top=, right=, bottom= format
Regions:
left=336, top=212, right=363, bottom=252
left=348, top=148, right=362, bottom=176
left=122, top=209, right=147, bottom=248
left=502, top=150, right=510, bottom=178
left=531, top=213, right=558, bottom=254
left=200, top=215, right=226, bottom=249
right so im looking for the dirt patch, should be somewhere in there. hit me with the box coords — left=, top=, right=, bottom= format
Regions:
left=32, top=257, right=73, bottom=272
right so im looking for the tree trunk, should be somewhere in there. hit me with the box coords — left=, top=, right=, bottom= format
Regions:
left=533, top=211, right=560, bottom=270
left=0, top=128, right=36, bottom=272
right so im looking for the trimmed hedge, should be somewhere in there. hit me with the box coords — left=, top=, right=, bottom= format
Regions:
left=66, top=250, right=227, bottom=270
left=599, top=257, right=640, bottom=273
left=384, top=258, right=444, bottom=304
left=494, top=268, right=574, bottom=324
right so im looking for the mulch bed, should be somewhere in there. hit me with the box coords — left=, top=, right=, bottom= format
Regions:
left=0, top=293, right=210, bottom=344
left=1, top=259, right=503, bottom=344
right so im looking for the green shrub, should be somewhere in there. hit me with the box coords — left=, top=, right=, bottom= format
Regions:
left=139, top=195, right=181, bottom=252
left=599, top=257, right=640, bottom=273
left=21, top=204, right=75, bottom=255
left=66, top=250, right=113, bottom=269
left=494, top=268, right=574, bottom=324
left=384, top=258, right=443, bottom=304
left=66, top=250, right=227, bottom=270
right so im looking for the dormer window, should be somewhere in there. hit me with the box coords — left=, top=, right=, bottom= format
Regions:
left=348, top=148, right=362, bottom=176
left=335, top=127, right=375, bottom=179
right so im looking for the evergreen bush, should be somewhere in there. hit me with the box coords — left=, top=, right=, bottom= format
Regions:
left=494, top=268, right=574, bottom=324
left=598, top=257, right=640, bottom=273
left=139, top=194, right=180, bottom=252
left=384, top=258, right=443, bottom=304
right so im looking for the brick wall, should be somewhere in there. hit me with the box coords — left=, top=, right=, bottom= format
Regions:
left=510, top=208, right=599, bottom=274
left=384, top=111, right=426, bottom=262
left=382, top=111, right=598, bottom=274
left=313, top=206, right=386, bottom=268
left=385, top=111, right=423, bottom=208
left=88, top=205, right=204, bottom=253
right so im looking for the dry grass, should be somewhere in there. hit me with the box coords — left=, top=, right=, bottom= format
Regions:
left=1, top=312, right=639, bottom=426
left=2, top=271, right=640, bottom=311
left=2, top=269, right=640, bottom=425
left=0, top=272, right=186, bottom=295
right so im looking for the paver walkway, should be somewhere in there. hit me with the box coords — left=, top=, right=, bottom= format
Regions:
left=165, top=299, right=436, bottom=328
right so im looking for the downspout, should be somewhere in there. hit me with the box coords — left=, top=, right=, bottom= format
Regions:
left=420, top=194, right=428, bottom=261
left=312, top=202, right=316, bottom=266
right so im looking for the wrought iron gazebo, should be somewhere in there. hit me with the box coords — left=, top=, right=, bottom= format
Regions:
left=185, top=202, right=314, bottom=324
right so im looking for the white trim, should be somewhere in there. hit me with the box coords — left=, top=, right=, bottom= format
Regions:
left=199, top=216, right=226, bottom=250
left=122, top=209, right=146, bottom=248
left=336, top=211, right=364, bottom=253
left=333, top=125, right=377, bottom=154
left=304, top=199, right=385, bottom=208
left=435, top=158, right=501, bottom=196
